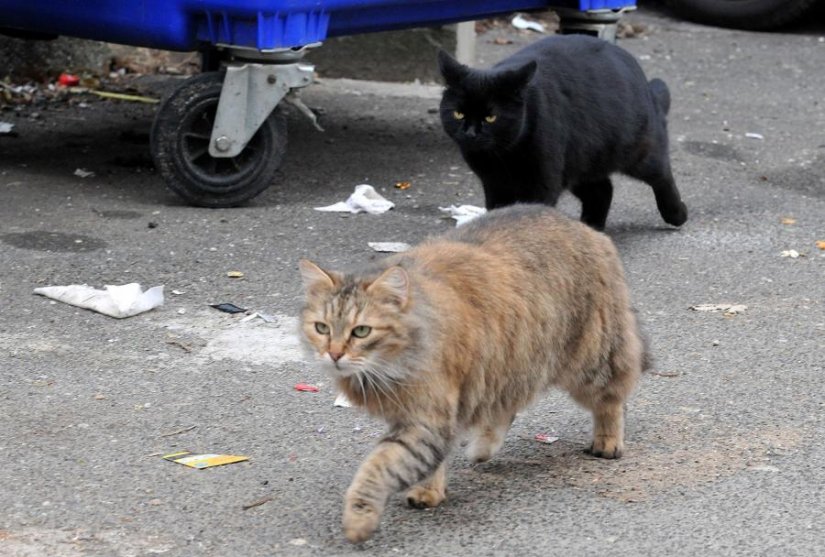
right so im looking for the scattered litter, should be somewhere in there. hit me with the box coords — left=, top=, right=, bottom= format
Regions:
left=534, top=433, right=559, bottom=445
left=394, top=181, right=412, bottom=190
left=93, top=393, right=106, bottom=400
left=171, top=289, right=185, bottom=295
left=238, top=311, right=276, bottom=324
left=334, top=392, right=353, bottom=408
left=689, top=303, right=747, bottom=316
left=649, top=370, right=682, bottom=378
left=33, top=283, right=164, bottom=318
left=781, top=217, right=797, bottom=225
left=242, top=496, right=274, bottom=510
left=284, top=90, right=323, bottom=131
left=166, top=338, right=193, bottom=352
left=368, top=242, right=412, bottom=253
left=163, top=451, right=248, bottom=469
left=226, top=270, right=245, bottom=278
left=160, top=425, right=197, bottom=437
left=58, top=73, right=80, bottom=87
left=511, top=13, right=546, bottom=33
left=780, top=249, right=801, bottom=259
left=73, top=168, right=95, bottom=178
left=295, top=383, right=320, bottom=393
left=314, top=184, right=394, bottom=215
left=87, top=90, right=159, bottom=104
left=439, top=204, right=486, bottom=226
left=289, top=539, right=308, bottom=547
left=816, top=240, right=825, bottom=250
left=0, top=122, right=14, bottom=134
left=712, top=339, right=720, bottom=346
left=745, top=132, right=764, bottom=140
left=210, top=303, right=247, bottom=314
left=492, top=37, right=514, bottom=45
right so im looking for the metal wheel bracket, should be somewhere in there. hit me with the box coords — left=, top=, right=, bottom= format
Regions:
left=556, top=6, right=636, bottom=43
left=209, top=62, right=314, bottom=158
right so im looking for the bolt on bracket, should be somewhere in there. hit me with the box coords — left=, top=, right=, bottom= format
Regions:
left=209, top=62, right=315, bottom=158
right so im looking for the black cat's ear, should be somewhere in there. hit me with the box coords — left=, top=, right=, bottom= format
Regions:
left=498, top=60, right=537, bottom=92
left=437, top=49, right=468, bottom=87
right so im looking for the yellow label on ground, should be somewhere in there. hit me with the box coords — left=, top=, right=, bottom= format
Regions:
left=163, top=451, right=249, bottom=469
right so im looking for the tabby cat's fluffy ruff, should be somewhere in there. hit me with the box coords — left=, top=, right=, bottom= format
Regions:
left=299, top=205, right=645, bottom=543
left=438, top=35, right=687, bottom=230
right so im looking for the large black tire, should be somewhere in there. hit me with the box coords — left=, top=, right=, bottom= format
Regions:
left=151, top=72, right=287, bottom=208
left=666, top=0, right=820, bottom=30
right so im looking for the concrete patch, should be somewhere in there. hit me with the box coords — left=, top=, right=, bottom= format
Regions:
left=165, top=312, right=306, bottom=367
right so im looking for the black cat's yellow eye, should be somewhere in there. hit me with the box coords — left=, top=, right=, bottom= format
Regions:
left=453, top=111, right=465, bottom=120
left=485, top=115, right=497, bottom=123
left=315, top=322, right=330, bottom=335
left=352, top=325, right=372, bottom=339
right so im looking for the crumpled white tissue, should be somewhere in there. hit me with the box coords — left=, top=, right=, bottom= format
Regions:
left=33, top=283, right=165, bottom=318
left=439, top=204, right=487, bottom=227
left=314, top=184, right=394, bottom=215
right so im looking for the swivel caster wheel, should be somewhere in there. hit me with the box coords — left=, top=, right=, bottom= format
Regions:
left=151, top=72, right=287, bottom=207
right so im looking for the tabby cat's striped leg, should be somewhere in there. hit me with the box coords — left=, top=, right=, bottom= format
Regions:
left=405, top=461, right=447, bottom=509
left=343, top=425, right=450, bottom=543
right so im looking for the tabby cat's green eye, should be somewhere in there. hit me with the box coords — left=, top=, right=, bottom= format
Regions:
left=485, top=115, right=497, bottom=123
left=453, top=111, right=465, bottom=120
left=315, top=322, right=330, bottom=335
left=352, top=325, right=372, bottom=339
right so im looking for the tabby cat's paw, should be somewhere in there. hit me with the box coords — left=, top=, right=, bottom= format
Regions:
left=406, top=485, right=446, bottom=509
left=343, top=499, right=381, bottom=543
left=587, top=438, right=623, bottom=459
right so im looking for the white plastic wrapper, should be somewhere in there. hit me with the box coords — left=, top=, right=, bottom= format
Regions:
left=439, top=204, right=486, bottom=227
left=34, top=283, right=164, bottom=318
left=368, top=242, right=411, bottom=253
left=314, top=184, right=394, bottom=215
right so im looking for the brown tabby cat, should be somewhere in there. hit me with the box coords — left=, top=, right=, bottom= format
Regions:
left=298, top=204, right=646, bottom=543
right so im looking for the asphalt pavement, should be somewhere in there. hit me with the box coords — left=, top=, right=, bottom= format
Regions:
left=1, top=6, right=824, bottom=556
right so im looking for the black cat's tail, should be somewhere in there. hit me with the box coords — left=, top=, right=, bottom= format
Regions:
left=648, top=78, right=670, bottom=116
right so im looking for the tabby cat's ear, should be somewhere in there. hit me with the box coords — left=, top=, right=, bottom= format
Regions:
left=437, top=49, right=468, bottom=87
left=367, top=266, right=410, bottom=308
left=497, top=60, right=538, bottom=92
left=299, top=259, right=338, bottom=291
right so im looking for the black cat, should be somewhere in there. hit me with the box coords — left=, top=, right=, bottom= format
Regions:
left=438, top=35, right=687, bottom=230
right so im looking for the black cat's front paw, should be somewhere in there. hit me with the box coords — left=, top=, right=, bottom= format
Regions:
left=661, top=201, right=688, bottom=227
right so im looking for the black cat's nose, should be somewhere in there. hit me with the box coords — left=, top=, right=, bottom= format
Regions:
left=464, top=125, right=477, bottom=139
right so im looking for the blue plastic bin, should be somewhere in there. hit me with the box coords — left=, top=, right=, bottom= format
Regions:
left=1, top=0, right=636, bottom=52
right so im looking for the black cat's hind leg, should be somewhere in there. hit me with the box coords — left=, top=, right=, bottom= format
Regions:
left=627, top=156, right=687, bottom=227
left=572, top=178, right=613, bottom=231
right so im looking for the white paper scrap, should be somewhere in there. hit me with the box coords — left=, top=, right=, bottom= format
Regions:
left=34, top=283, right=164, bottom=318
left=0, top=122, right=14, bottom=134
left=512, top=14, right=546, bottom=33
left=439, top=204, right=486, bottom=227
left=689, top=303, right=747, bottom=315
left=73, top=168, right=95, bottom=178
left=314, top=184, right=394, bottom=215
left=368, top=242, right=411, bottom=253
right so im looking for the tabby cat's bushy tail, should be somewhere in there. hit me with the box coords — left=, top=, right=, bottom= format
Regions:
left=649, top=78, right=670, bottom=115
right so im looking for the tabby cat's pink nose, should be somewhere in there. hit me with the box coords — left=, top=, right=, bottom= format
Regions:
left=329, top=351, right=344, bottom=362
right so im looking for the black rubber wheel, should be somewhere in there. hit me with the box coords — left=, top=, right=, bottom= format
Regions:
left=666, top=0, right=820, bottom=30
left=150, top=71, right=287, bottom=208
